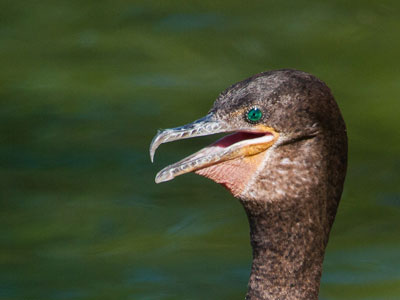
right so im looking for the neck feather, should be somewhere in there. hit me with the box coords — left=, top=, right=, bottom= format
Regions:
left=242, top=200, right=328, bottom=300
left=239, top=134, right=347, bottom=300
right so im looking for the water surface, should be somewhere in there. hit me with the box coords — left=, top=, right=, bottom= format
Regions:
left=1, top=1, right=400, bottom=299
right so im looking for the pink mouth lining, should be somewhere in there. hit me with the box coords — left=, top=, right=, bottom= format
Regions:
left=214, top=132, right=273, bottom=148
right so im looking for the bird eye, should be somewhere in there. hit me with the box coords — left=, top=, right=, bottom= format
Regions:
left=246, top=107, right=263, bottom=123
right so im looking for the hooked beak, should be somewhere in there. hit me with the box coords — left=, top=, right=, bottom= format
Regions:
left=150, top=113, right=279, bottom=183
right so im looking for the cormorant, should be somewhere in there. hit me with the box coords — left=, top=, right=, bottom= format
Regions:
left=150, top=69, right=347, bottom=300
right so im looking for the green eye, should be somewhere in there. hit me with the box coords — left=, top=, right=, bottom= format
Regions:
left=246, top=107, right=263, bottom=123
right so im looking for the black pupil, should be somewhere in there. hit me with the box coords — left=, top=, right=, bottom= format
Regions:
left=248, top=108, right=262, bottom=122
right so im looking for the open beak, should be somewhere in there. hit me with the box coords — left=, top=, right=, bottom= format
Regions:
left=150, top=113, right=279, bottom=183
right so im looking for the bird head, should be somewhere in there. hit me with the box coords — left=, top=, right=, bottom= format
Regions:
left=150, top=69, right=346, bottom=199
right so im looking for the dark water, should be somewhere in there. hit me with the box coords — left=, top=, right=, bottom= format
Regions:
left=1, top=1, right=400, bottom=299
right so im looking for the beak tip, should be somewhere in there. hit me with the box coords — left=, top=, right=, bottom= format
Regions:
left=150, top=129, right=166, bottom=163
left=150, top=151, right=155, bottom=163
left=155, top=170, right=174, bottom=184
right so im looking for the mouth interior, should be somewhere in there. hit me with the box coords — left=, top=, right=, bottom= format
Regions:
left=213, top=131, right=273, bottom=148
left=153, top=129, right=276, bottom=184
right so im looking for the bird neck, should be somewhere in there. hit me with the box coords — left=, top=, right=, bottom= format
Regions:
left=236, top=132, right=347, bottom=300
left=242, top=199, right=330, bottom=300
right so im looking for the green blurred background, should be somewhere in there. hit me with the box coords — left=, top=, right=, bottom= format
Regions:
left=1, top=1, right=400, bottom=299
